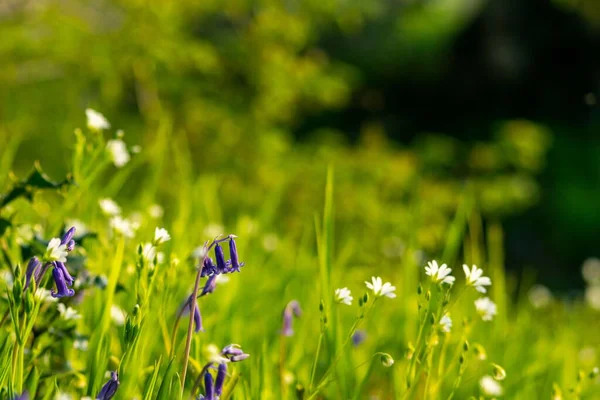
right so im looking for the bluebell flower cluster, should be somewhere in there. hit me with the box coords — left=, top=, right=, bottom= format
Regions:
left=198, top=344, right=249, bottom=399
left=200, top=236, right=244, bottom=277
left=24, top=227, right=78, bottom=298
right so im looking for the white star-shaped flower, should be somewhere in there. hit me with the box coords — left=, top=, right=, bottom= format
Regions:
left=45, top=238, right=68, bottom=263
left=99, top=198, right=121, bottom=216
left=106, top=139, right=130, bottom=168
left=440, top=313, right=452, bottom=333
left=424, top=260, right=455, bottom=285
left=154, top=227, right=171, bottom=245
left=365, top=276, right=396, bottom=299
left=58, top=303, right=81, bottom=320
left=86, top=108, right=110, bottom=131
left=463, top=264, right=492, bottom=293
left=475, top=297, right=497, bottom=321
left=142, top=243, right=156, bottom=263
left=109, top=216, right=136, bottom=238
left=334, top=287, right=353, bottom=305
left=480, top=375, right=503, bottom=396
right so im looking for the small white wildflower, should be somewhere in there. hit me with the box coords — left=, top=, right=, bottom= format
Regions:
left=99, top=198, right=121, bottom=216
left=1, top=270, right=14, bottom=289
left=215, top=274, right=230, bottom=284
left=86, top=108, right=110, bottom=131
left=131, top=145, right=142, bottom=154
left=35, top=288, right=58, bottom=303
left=463, top=264, right=492, bottom=293
left=585, top=286, right=600, bottom=310
left=365, top=276, right=396, bottom=298
left=425, top=260, right=455, bottom=285
left=148, top=204, right=164, bottom=219
left=74, top=338, right=88, bottom=351
left=480, top=375, right=503, bottom=396
left=528, top=284, right=552, bottom=309
left=262, top=233, right=279, bottom=252
left=57, top=303, right=80, bottom=320
left=440, top=313, right=452, bottom=333
left=203, top=223, right=224, bottom=238
left=45, top=238, right=68, bottom=263
left=142, top=243, right=156, bottom=263
left=154, top=227, right=171, bottom=245
left=334, top=287, right=353, bottom=306
left=582, top=257, right=600, bottom=285
left=380, top=353, right=394, bottom=367
left=56, top=392, right=74, bottom=400
left=204, top=343, right=229, bottom=364
left=475, top=297, right=497, bottom=321
left=110, top=305, right=126, bottom=326
left=110, top=216, right=136, bottom=238
left=106, top=139, right=131, bottom=168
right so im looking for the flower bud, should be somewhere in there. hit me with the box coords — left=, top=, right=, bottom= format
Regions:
left=417, top=284, right=423, bottom=295
left=380, top=353, right=394, bottom=367
left=492, top=363, right=506, bottom=381
left=463, top=340, right=469, bottom=352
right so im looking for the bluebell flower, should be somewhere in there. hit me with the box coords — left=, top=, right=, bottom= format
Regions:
left=281, top=300, right=302, bottom=336
left=188, top=295, right=204, bottom=333
left=51, top=266, right=75, bottom=298
left=13, top=391, right=29, bottom=400
left=97, top=371, right=119, bottom=400
left=215, top=363, right=227, bottom=396
left=201, top=257, right=217, bottom=277
left=204, top=370, right=215, bottom=400
left=55, top=261, right=75, bottom=286
left=221, top=344, right=250, bottom=362
left=215, top=244, right=227, bottom=274
left=67, top=239, right=76, bottom=252
left=352, top=330, right=367, bottom=347
left=61, top=226, right=76, bottom=246
left=201, top=275, right=217, bottom=296
left=25, top=256, right=42, bottom=289
left=228, top=236, right=244, bottom=272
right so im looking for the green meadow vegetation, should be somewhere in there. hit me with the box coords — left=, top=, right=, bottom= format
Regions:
left=1, top=1, right=599, bottom=399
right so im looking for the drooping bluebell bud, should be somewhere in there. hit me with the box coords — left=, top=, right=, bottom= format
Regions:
left=215, top=363, right=227, bottom=396
left=228, top=237, right=244, bottom=272
left=201, top=275, right=217, bottom=296
left=188, top=295, right=204, bottom=333
left=221, top=344, right=250, bottom=362
left=96, top=371, right=119, bottom=399
left=13, top=391, right=29, bottom=400
left=214, top=244, right=227, bottom=274
left=55, top=261, right=75, bottom=286
left=61, top=227, right=76, bottom=246
left=25, top=257, right=42, bottom=289
left=51, top=266, right=75, bottom=298
left=67, top=239, right=76, bottom=252
left=281, top=300, right=301, bottom=336
left=201, top=257, right=217, bottom=277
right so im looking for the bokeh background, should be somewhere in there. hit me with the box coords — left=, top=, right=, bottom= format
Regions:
left=1, top=0, right=599, bottom=290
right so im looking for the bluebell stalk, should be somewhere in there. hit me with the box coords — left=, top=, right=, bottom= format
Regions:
left=281, top=300, right=302, bottom=336
left=96, top=371, right=119, bottom=399
left=215, top=363, right=227, bottom=396
left=51, top=266, right=75, bottom=298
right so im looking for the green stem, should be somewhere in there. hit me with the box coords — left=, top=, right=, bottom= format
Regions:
left=309, top=331, right=324, bottom=392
